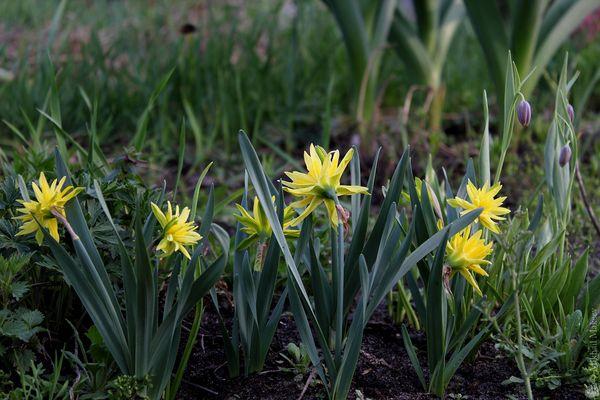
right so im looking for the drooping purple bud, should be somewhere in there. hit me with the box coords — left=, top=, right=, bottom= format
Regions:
left=559, top=144, right=572, bottom=167
left=567, top=104, right=575, bottom=123
left=517, top=100, right=532, bottom=127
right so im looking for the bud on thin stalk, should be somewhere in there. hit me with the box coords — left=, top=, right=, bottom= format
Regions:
left=567, top=104, right=575, bottom=123
left=517, top=100, right=532, bottom=127
left=559, top=145, right=572, bottom=167
left=426, top=183, right=443, bottom=221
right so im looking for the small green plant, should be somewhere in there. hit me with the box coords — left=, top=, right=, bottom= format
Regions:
left=108, top=375, right=152, bottom=400
left=448, top=394, right=470, bottom=400
left=0, top=253, right=45, bottom=371
left=486, top=55, right=600, bottom=399
left=278, top=342, right=312, bottom=377
left=354, top=389, right=373, bottom=400
left=387, top=278, right=419, bottom=329
left=2, top=356, right=70, bottom=400
left=61, top=324, right=115, bottom=397
left=0, top=254, right=32, bottom=306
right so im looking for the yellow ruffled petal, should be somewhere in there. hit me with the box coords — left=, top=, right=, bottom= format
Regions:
left=153, top=201, right=201, bottom=258
left=324, top=199, right=338, bottom=227
left=45, top=218, right=59, bottom=242
left=32, top=182, right=44, bottom=203
left=459, top=269, right=482, bottom=296
left=447, top=197, right=473, bottom=210
left=448, top=180, right=510, bottom=235
left=468, top=263, right=489, bottom=277
left=14, top=172, right=83, bottom=246
left=337, top=185, right=369, bottom=196
left=447, top=224, right=493, bottom=293
left=288, top=197, right=321, bottom=227
left=282, top=145, right=367, bottom=227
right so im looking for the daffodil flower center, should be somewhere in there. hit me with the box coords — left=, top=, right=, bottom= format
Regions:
left=316, top=185, right=336, bottom=200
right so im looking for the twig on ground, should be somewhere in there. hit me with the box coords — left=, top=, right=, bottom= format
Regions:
left=297, top=368, right=316, bottom=400
left=179, top=378, right=219, bottom=396
left=258, top=369, right=281, bottom=375
left=360, top=350, right=392, bottom=368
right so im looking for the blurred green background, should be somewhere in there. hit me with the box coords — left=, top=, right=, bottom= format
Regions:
left=1, top=0, right=596, bottom=164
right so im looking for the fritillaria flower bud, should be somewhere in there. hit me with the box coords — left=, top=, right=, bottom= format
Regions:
left=559, top=144, right=572, bottom=167
left=517, top=100, right=532, bottom=127
left=567, top=104, right=575, bottom=123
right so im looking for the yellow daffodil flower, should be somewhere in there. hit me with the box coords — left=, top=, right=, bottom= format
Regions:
left=15, top=172, right=83, bottom=244
left=445, top=224, right=493, bottom=296
left=447, top=180, right=510, bottom=234
left=234, top=196, right=299, bottom=249
left=282, top=144, right=368, bottom=227
left=151, top=201, right=201, bottom=260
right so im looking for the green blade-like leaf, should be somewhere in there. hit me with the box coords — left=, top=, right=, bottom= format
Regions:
left=94, top=180, right=137, bottom=347
left=44, top=231, right=130, bottom=372
left=55, top=149, right=120, bottom=313
left=363, top=148, right=409, bottom=263
left=532, top=0, right=598, bottom=91
left=464, top=0, right=509, bottom=96
left=332, top=305, right=365, bottom=399
left=443, top=328, right=488, bottom=386
left=286, top=274, right=331, bottom=395
left=560, top=250, right=588, bottom=312
left=479, top=91, right=491, bottom=185
left=401, top=324, right=426, bottom=390
left=239, top=131, right=323, bottom=331
left=426, top=229, right=449, bottom=372
left=261, top=288, right=288, bottom=364
left=133, top=212, right=156, bottom=375
left=367, top=209, right=482, bottom=319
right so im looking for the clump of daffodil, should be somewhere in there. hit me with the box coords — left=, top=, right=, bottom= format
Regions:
left=15, top=172, right=83, bottom=245
left=447, top=180, right=510, bottom=234
left=151, top=201, right=201, bottom=260
left=282, top=144, right=368, bottom=228
left=234, top=196, right=299, bottom=250
left=441, top=221, right=493, bottom=296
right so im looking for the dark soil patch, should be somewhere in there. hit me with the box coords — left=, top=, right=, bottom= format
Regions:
left=176, top=295, right=585, bottom=400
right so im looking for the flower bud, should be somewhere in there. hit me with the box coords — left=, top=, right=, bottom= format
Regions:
left=567, top=104, right=575, bottom=123
left=559, top=144, right=572, bottom=167
left=517, top=100, right=532, bottom=127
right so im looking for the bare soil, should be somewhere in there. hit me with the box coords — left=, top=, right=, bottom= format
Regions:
left=176, top=295, right=585, bottom=400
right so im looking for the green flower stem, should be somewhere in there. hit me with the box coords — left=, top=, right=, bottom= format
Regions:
left=166, top=301, right=205, bottom=400
left=512, top=272, right=533, bottom=400
left=332, top=196, right=345, bottom=367
left=494, top=94, right=523, bottom=184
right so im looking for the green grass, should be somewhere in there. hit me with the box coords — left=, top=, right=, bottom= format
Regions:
left=0, top=0, right=597, bottom=170
left=0, top=1, right=347, bottom=162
